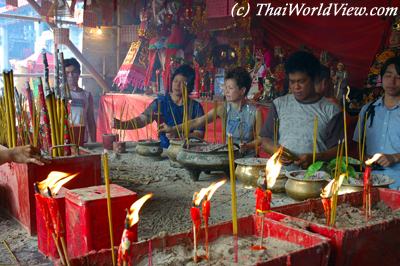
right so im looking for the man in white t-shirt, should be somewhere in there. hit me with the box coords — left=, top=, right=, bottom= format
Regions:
left=64, top=58, right=96, bottom=142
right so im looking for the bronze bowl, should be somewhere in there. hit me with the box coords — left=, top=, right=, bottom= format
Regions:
left=166, top=137, right=205, bottom=167
left=176, top=143, right=240, bottom=181
left=235, top=157, right=267, bottom=188
left=135, top=140, right=163, bottom=157
left=285, top=170, right=330, bottom=201
left=234, top=157, right=287, bottom=192
left=339, top=172, right=395, bottom=194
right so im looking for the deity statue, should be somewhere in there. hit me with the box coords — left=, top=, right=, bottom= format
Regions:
left=332, top=62, right=348, bottom=99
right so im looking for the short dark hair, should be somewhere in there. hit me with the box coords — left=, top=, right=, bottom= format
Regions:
left=224, top=66, right=252, bottom=96
left=284, top=51, right=321, bottom=81
left=380, top=56, right=400, bottom=77
left=64, top=58, right=81, bottom=73
left=171, top=64, right=195, bottom=93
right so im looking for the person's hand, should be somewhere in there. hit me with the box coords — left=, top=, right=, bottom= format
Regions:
left=277, top=146, right=295, bottom=166
left=112, top=118, right=121, bottom=129
left=294, top=153, right=313, bottom=169
left=9, top=145, right=48, bottom=166
left=158, top=123, right=173, bottom=133
left=239, top=142, right=248, bottom=154
left=376, top=154, right=399, bottom=167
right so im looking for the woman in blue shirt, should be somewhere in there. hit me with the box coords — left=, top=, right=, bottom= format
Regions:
left=114, top=65, right=204, bottom=148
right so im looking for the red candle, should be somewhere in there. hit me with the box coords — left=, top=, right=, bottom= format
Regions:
left=363, top=165, right=372, bottom=216
left=255, top=188, right=272, bottom=213
left=118, top=228, right=135, bottom=266
left=202, top=200, right=210, bottom=225
left=190, top=206, right=201, bottom=231
left=363, top=165, right=372, bottom=186
left=321, top=198, right=331, bottom=226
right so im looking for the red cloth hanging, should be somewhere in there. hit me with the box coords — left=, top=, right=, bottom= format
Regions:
left=251, top=0, right=398, bottom=88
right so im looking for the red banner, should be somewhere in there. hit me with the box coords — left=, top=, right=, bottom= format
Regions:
left=113, top=40, right=147, bottom=91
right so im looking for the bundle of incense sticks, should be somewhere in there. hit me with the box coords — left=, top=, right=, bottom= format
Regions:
left=2, top=70, right=17, bottom=148
left=212, top=100, right=218, bottom=143
left=42, top=51, right=73, bottom=156
left=330, top=140, right=344, bottom=226
left=182, top=82, right=190, bottom=145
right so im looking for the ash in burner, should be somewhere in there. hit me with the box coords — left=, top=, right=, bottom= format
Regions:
left=137, top=235, right=301, bottom=265
left=296, top=202, right=400, bottom=228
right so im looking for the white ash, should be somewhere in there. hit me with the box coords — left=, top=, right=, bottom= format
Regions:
left=137, top=235, right=301, bottom=266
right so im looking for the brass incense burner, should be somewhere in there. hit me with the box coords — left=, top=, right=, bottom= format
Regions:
left=177, top=142, right=240, bottom=181
left=234, top=157, right=287, bottom=192
left=339, top=173, right=395, bottom=194
left=166, top=137, right=205, bottom=167
left=235, top=157, right=267, bottom=188
left=285, top=170, right=330, bottom=201
left=135, top=140, right=163, bottom=157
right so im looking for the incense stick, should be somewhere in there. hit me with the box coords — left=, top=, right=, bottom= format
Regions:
left=227, top=134, right=238, bottom=250
left=213, top=101, right=217, bottom=143
left=313, top=116, right=318, bottom=163
left=358, top=116, right=362, bottom=171
left=103, top=153, right=116, bottom=266
left=222, top=101, right=227, bottom=144
left=361, top=112, right=369, bottom=165
left=342, top=96, right=348, bottom=171
left=168, top=102, right=182, bottom=139
left=205, top=101, right=209, bottom=142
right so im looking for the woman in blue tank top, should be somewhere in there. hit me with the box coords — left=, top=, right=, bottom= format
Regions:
left=113, top=65, right=205, bottom=148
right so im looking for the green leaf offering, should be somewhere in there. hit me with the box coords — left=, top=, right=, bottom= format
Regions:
left=347, top=157, right=361, bottom=166
left=305, top=161, right=324, bottom=179
left=327, top=158, right=357, bottom=179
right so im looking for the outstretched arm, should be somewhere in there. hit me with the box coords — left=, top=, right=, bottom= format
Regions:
left=0, top=146, right=46, bottom=166
left=113, top=100, right=156, bottom=130
left=159, top=105, right=224, bottom=135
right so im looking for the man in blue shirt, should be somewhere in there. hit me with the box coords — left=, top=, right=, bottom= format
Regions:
left=114, top=65, right=204, bottom=148
left=353, top=56, right=400, bottom=189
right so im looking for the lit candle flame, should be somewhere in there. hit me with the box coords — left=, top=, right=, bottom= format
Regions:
left=320, top=174, right=345, bottom=198
left=266, top=148, right=283, bottom=188
left=128, top=193, right=153, bottom=227
left=365, top=153, right=382, bottom=166
left=206, top=179, right=227, bottom=201
left=193, top=179, right=227, bottom=206
left=37, top=171, right=79, bottom=196
left=194, top=188, right=209, bottom=206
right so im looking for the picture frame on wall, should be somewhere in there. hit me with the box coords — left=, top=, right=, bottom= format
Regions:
left=213, top=68, right=225, bottom=99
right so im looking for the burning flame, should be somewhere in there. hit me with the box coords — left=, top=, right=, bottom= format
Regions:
left=37, top=171, right=78, bottom=196
left=193, top=180, right=227, bottom=206
left=365, top=153, right=382, bottom=166
left=266, top=148, right=283, bottom=188
left=320, top=174, right=346, bottom=198
left=128, top=193, right=153, bottom=227
left=206, top=180, right=227, bottom=201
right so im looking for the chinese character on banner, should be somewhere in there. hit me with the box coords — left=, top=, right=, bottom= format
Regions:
left=6, top=0, right=18, bottom=7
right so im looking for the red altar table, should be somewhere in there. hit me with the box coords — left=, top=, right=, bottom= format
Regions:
left=96, top=93, right=270, bottom=145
